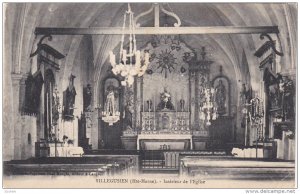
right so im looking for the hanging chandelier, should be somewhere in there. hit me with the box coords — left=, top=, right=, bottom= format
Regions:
left=199, top=87, right=218, bottom=126
left=109, top=4, right=150, bottom=86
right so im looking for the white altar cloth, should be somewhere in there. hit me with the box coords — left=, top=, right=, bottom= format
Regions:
left=137, top=134, right=193, bottom=150
left=49, top=146, right=84, bottom=157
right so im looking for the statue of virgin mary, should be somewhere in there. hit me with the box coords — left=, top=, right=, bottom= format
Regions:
left=104, top=85, right=116, bottom=116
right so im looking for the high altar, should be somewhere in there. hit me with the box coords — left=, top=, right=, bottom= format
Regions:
left=119, top=35, right=233, bottom=151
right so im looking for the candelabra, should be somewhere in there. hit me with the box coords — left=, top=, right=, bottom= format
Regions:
left=52, top=86, right=61, bottom=157
left=242, top=102, right=251, bottom=146
left=109, top=4, right=150, bottom=86
left=249, top=97, right=264, bottom=141
left=199, top=87, right=218, bottom=126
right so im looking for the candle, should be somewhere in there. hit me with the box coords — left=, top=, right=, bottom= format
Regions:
left=154, top=94, right=156, bottom=130
left=46, top=93, right=49, bottom=130
left=135, top=50, right=141, bottom=69
left=143, top=100, right=144, bottom=112
left=109, top=51, right=116, bottom=66
left=122, top=49, right=127, bottom=64
left=50, top=84, right=52, bottom=127
left=144, top=52, right=149, bottom=64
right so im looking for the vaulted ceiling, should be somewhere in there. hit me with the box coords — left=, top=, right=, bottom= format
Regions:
left=4, top=3, right=297, bottom=95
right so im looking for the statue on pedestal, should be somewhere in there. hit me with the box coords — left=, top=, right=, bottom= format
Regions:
left=278, top=74, right=294, bottom=121
left=215, top=80, right=226, bottom=115
left=63, top=74, right=76, bottom=120
left=83, top=84, right=92, bottom=112
left=104, top=85, right=116, bottom=116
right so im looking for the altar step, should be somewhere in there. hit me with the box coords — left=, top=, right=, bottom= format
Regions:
left=140, top=159, right=179, bottom=174
left=142, top=168, right=179, bottom=174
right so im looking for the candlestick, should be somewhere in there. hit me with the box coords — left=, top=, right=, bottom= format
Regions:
left=109, top=51, right=116, bottom=66
left=46, top=93, right=49, bottom=131
left=122, top=49, right=127, bottom=64
left=50, top=84, right=53, bottom=128
left=144, top=52, right=149, bottom=64
left=154, top=94, right=156, bottom=112
left=135, top=50, right=141, bottom=69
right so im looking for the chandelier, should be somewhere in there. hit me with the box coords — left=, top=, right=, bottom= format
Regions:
left=109, top=4, right=150, bottom=86
left=199, top=87, right=218, bottom=126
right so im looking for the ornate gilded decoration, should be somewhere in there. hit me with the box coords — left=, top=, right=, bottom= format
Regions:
left=156, top=49, right=177, bottom=78
left=143, top=35, right=193, bottom=78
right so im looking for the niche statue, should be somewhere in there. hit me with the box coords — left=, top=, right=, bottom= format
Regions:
left=83, top=84, right=92, bottom=111
left=215, top=80, right=226, bottom=115
left=104, top=85, right=118, bottom=116
left=278, top=74, right=294, bottom=121
left=63, top=74, right=77, bottom=120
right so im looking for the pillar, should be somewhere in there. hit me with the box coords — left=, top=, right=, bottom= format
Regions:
left=11, top=73, right=23, bottom=160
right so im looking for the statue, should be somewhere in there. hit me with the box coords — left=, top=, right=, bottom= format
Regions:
left=240, top=83, right=252, bottom=104
left=278, top=74, right=294, bottom=120
left=215, top=80, right=226, bottom=115
left=52, top=87, right=60, bottom=125
left=157, top=89, right=175, bottom=110
left=180, top=99, right=185, bottom=111
left=63, top=74, right=77, bottom=119
left=83, top=84, right=92, bottom=111
left=104, top=85, right=117, bottom=116
left=24, top=71, right=44, bottom=114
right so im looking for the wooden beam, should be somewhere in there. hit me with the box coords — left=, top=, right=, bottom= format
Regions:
left=35, top=26, right=279, bottom=35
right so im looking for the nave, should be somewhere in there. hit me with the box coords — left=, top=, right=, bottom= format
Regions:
left=3, top=2, right=297, bottom=188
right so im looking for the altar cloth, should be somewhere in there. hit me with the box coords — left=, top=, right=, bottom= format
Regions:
left=137, top=134, right=193, bottom=150
left=49, top=146, right=84, bottom=157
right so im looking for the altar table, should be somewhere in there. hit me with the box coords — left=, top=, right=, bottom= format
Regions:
left=137, top=134, right=193, bottom=150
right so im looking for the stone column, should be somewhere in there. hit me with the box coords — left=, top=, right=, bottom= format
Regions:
left=189, top=71, right=196, bottom=130
left=11, top=73, right=23, bottom=160
left=91, top=110, right=99, bottom=149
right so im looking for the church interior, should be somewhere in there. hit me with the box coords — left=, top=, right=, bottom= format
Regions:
left=3, top=3, right=297, bottom=187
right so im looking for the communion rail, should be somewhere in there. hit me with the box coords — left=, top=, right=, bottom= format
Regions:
left=139, top=150, right=229, bottom=172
